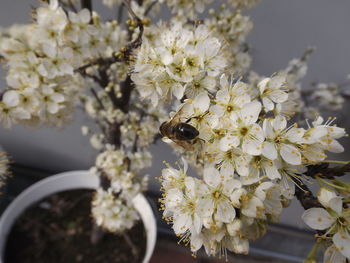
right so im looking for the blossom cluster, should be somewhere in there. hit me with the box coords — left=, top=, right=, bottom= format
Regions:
left=165, top=0, right=259, bottom=18
left=0, top=0, right=349, bottom=261
left=228, top=0, right=261, bottom=9
left=302, top=187, right=350, bottom=263
left=165, top=0, right=213, bottom=18
left=206, top=6, right=253, bottom=76
left=0, top=0, right=126, bottom=128
left=92, top=188, right=140, bottom=232
left=311, top=82, right=345, bottom=112
left=83, top=81, right=166, bottom=231
left=132, top=23, right=227, bottom=105
left=0, top=0, right=162, bottom=233
left=158, top=74, right=346, bottom=256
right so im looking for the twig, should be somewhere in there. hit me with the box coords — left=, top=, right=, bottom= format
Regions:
left=118, top=75, right=134, bottom=113
left=122, top=232, right=139, bottom=263
left=67, top=0, right=78, bottom=12
left=59, top=0, right=78, bottom=12
left=83, top=71, right=103, bottom=85
left=90, top=88, right=105, bottom=111
left=117, top=2, right=125, bottom=23
left=144, top=0, right=158, bottom=16
left=75, top=56, right=122, bottom=74
left=293, top=177, right=322, bottom=210
left=76, top=1, right=145, bottom=72
left=305, top=163, right=350, bottom=180
left=286, top=47, right=315, bottom=75
left=90, top=223, right=105, bottom=245
left=123, top=0, right=144, bottom=50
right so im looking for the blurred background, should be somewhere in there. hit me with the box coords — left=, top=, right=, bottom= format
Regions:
left=0, top=0, right=350, bottom=262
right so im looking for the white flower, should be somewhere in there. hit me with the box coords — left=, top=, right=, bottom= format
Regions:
left=199, top=166, right=241, bottom=223
left=2, top=90, right=20, bottom=107
left=212, top=147, right=250, bottom=178
left=276, top=160, right=306, bottom=199
left=210, top=75, right=251, bottom=118
left=302, top=188, right=350, bottom=260
left=161, top=158, right=188, bottom=191
left=262, top=116, right=304, bottom=165
left=258, top=75, right=288, bottom=112
left=247, top=155, right=280, bottom=183
left=167, top=177, right=204, bottom=235
left=92, top=188, right=139, bottom=232
left=40, top=85, right=65, bottom=115
left=0, top=102, right=30, bottom=128
left=132, top=23, right=227, bottom=105
left=324, top=245, right=348, bottom=263
left=220, top=101, right=264, bottom=156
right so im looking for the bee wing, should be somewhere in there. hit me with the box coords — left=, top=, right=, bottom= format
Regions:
left=169, top=103, right=191, bottom=125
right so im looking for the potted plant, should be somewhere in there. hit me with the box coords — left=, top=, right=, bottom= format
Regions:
left=0, top=0, right=349, bottom=262
left=0, top=171, right=156, bottom=263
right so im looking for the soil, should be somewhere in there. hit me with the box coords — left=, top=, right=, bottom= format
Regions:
left=4, top=189, right=146, bottom=263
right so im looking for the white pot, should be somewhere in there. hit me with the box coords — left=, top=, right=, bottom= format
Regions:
left=0, top=171, right=157, bottom=263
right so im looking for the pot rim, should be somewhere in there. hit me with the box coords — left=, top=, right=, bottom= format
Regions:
left=0, top=170, right=156, bottom=263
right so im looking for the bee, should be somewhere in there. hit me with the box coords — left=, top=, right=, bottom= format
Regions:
left=159, top=106, right=200, bottom=149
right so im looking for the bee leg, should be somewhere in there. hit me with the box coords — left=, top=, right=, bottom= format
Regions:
left=185, top=117, right=193, bottom=123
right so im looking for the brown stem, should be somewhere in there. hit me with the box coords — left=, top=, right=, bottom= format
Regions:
left=144, top=1, right=158, bottom=16
left=90, top=223, right=105, bottom=245
left=106, top=123, right=122, bottom=147
left=305, top=163, right=350, bottom=180
left=293, top=177, right=322, bottom=210
left=90, top=88, right=105, bottom=111
left=118, top=75, right=134, bottom=113
left=122, top=232, right=139, bottom=263
left=117, top=3, right=125, bottom=23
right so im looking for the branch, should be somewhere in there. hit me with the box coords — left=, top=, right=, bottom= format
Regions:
left=118, top=75, right=134, bottom=113
left=76, top=1, right=145, bottom=73
left=123, top=0, right=144, bottom=51
left=293, top=178, right=322, bottom=210
left=90, top=88, right=105, bottom=111
left=286, top=47, right=315, bottom=75
left=122, top=232, right=139, bottom=263
left=305, top=163, right=350, bottom=180
left=90, top=223, right=104, bottom=245
left=117, top=3, right=125, bottom=23
left=59, top=0, right=78, bottom=12
left=144, top=0, right=158, bottom=16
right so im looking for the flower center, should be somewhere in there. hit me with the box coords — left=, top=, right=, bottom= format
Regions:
left=212, top=190, right=222, bottom=200
left=240, top=127, right=249, bottom=136
left=274, top=136, right=282, bottom=144
left=194, top=82, right=201, bottom=89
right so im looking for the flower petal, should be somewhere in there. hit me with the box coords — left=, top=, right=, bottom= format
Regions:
left=280, top=144, right=301, bottom=165
left=262, top=141, right=278, bottom=160
left=333, top=231, right=350, bottom=259
left=203, top=166, right=221, bottom=188
left=302, top=208, right=334, bottom=230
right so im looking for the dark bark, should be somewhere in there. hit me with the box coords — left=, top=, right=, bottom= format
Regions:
left=81, top=0, right=92, bottom=12
left=293, top=178, right=322, bottom=210
left=305, top=163, right=350, bottom=179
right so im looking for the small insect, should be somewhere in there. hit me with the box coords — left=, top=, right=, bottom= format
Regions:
left=159, top=105, right=199, bottom=149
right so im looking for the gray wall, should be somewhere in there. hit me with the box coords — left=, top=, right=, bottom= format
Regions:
left=1, top=0, right=350, bottom=228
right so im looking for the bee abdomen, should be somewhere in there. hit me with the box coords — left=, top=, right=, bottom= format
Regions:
left=174, top=123, right=199, bottom=140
